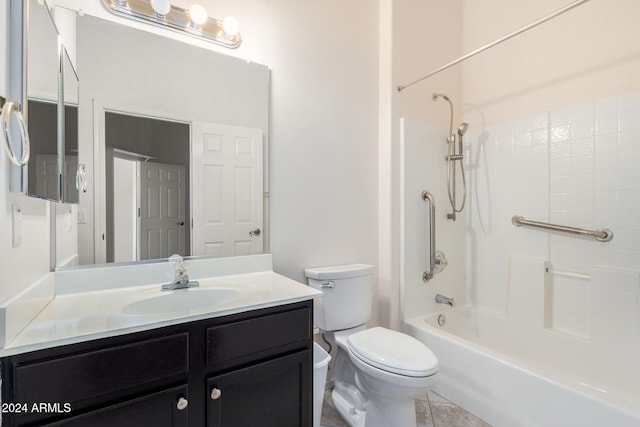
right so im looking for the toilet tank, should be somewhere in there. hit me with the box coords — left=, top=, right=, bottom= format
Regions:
left=305, top=264, right=374, bottom=331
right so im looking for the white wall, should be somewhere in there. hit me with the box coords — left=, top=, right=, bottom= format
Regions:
left=267, top=2, right=379, bottom=293
left=461, top=0, right=640, bottom=127
left=0, top=0, right=53, bottom=305
left=2, top=0, right=381, bottom=324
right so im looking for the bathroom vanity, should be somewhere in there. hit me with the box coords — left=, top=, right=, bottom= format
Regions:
left=0, top=255, right=320, bottom=427
left=1, top=301, right=312, bottom=426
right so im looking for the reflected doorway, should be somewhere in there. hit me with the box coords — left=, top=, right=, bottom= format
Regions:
left=106, top=112, right=190, bottom=262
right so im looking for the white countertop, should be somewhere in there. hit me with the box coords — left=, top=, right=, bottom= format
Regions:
left=0, top=270, right=320, bottom=357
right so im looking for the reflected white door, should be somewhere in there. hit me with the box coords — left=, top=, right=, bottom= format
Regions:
left=192, top=122, right=263, bottom=257
left=139, top=162, right=186, bottom=260
left=113, top=157, right=138, bottom=262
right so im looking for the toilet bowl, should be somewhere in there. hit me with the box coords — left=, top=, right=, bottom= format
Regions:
left=305, top=264, right=438, bottom=427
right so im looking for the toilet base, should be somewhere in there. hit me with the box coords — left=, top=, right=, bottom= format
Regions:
left=332, top=386, right=419, bottom=427
left=332, top=389, right=365, bottom=427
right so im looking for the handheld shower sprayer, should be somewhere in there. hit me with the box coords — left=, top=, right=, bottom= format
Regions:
left=457, top=122, right=469, bottom=155
left=432, top=93, right=469, bottom=221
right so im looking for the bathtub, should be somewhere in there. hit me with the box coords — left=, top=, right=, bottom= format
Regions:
left=403, top=307, right=640, bottom=427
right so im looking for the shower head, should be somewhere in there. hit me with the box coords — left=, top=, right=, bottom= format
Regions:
left=457, top=122, right=469, bottom=136
left=432, top=93, right=450, bottom=102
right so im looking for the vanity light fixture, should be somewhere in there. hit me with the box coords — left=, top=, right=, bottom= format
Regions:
left=102, top=0, right=241, bottom=48
left=188, top=3, right=208, bottom=26
left=150, top=0, right=171, bottom=16
left=222, top=16, right=240, bottom=37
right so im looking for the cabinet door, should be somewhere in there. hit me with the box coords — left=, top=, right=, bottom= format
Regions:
left=43, top=386, right=189, bottom=427
left=206, top=351, right=312, bottom=427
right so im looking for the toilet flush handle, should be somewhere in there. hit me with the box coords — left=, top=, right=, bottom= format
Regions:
left=320, top=281, right=335, bottom=288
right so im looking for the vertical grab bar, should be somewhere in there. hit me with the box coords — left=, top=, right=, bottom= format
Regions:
left=422, top=191, right=436, bottom=281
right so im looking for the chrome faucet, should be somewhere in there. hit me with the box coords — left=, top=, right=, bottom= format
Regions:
left=435, top=294, right=455, bottom=307
left=162, top=254, right=199, bottom=291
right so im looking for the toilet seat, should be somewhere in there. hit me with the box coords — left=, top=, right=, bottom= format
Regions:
left=348, top=327, right=438, bottom=377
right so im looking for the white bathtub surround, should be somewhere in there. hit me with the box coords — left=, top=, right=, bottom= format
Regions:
left=462, top=93, right=640, bottom=319
left=401, top=92, right=640, bottom=426
left=400, top=118, right=465, bottom=321
left=591, top=267, right=640, bottom=340
left=507, top=257, right=548, bottom=331
left=0, top=254, right=321, bottom=356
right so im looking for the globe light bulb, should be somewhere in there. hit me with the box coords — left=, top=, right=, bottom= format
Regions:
left=222, top=16, right=239, bottom=36
left=189, top=4, right=208, bottom=26
left=150, top=0, right=171, bottom=16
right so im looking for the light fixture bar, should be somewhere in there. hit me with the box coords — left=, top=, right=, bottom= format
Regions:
left=102, top=0, right=241, bottom=49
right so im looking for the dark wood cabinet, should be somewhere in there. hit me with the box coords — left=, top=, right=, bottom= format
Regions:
left=43, top=386, right=189, bottom=427
left=1, top=301, right=313, bottom=427
left=206, top=351, right=311, bottom=427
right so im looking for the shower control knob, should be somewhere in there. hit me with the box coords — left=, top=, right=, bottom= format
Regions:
left=210, top=388, right=222, bottom=400
left=434, top=250, right=448, bottom=273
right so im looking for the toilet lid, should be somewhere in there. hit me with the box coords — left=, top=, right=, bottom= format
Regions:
left=348, top=327, right=438, bottom=377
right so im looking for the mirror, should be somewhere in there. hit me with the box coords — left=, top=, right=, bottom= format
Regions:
left=25, top=0, right=61, bottom=201
left=74, top=16, right=270, bottom=266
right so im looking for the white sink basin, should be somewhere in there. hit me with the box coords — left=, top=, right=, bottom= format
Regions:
left=121, top=287, right=242, bottom=315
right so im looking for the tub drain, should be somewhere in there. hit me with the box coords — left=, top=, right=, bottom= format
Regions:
left=437, top=314, right=446, bottom=326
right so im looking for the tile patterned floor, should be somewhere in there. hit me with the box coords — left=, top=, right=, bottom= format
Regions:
left=320, top=389, right=491, bottom=427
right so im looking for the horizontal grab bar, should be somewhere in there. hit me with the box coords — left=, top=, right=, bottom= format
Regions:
left=511, top=215, right=613, bottom=242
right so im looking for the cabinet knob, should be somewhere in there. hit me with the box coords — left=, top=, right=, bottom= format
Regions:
left=210, top=388, right=222, bottom=400
left=177, top=397, right=189, bottom=410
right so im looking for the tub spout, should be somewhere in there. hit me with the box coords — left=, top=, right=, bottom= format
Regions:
left=435, top=294, right=455, bottom=307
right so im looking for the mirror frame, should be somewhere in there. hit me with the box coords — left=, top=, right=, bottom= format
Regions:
left=61, top=47, right=80, bottom=203
left=7, top=0, right=27, bottom=194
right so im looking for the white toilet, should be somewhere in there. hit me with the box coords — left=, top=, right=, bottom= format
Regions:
left=305, top=264, right=438, bottom=427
